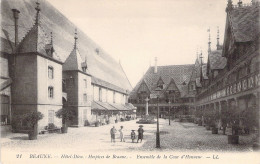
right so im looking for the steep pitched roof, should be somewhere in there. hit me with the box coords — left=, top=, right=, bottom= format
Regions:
left=165, top=78, right=179, bottom=91
left=16, top=12, right=61, bottom=61
left=228, top=4, right=260, bottom=42
left=208, top=49, right=227, bottom=70
left=63, top=48, right=84, bottom=71
left=130, top=64, right=194, bottom=99
left=1, top=0, right=132, bottom=92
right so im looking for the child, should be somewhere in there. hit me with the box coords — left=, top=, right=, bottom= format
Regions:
left=119, top=126, right=125, bottom=142
left=131, top=130, right=136, bottom=143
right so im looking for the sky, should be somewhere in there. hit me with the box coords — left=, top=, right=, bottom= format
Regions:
left=47, top=0, right=252, bottom=87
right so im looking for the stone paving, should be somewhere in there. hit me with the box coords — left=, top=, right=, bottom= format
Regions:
left=1, top=119, right=256, bottom=153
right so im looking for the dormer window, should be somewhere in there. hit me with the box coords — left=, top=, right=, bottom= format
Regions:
left=157, top=77, right=164, bottom=89
left=81, top=61, right=87, bottom=72
left=82, top=67, right=86, bottom=72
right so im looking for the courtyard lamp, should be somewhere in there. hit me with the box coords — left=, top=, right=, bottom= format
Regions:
left=155, top=86, right=162, bottom=148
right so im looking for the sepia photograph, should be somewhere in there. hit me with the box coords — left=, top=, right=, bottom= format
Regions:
left=0, top=0, right=259, bottom=163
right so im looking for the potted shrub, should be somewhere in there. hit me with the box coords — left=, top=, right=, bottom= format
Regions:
left=241, top=105, right=259, bottom=149
left=95, top=121, right=100, bottom=127
left=226, top=108, right=240, bottom=144
left=22, top=111, right=43, bottom=140
left=55, top=108, right=74, bottom=133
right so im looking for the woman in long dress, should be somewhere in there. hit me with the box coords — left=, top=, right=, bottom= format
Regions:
left=119, top=126, right=125, bottom=142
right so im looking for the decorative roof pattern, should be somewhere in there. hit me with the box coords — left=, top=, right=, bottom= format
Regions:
left=229, top=4, right=259, bottom=42
left=1, top=0, right=132, bottom=92
left=130, top=65, right=194, bottom=99
left=63, top=48, right=84, bottom=71
left=208, top=49, right=227, bottom=70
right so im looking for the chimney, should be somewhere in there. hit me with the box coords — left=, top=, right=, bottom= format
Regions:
left=12, top=9, right=20, bottom=48
left=154, top=57, right=157, bottom=73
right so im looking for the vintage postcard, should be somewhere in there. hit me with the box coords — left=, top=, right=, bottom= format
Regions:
left=0, top=0, right=259, bottom=163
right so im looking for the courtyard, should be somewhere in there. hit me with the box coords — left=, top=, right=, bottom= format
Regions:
left=1, top=119, right=256, bottom=153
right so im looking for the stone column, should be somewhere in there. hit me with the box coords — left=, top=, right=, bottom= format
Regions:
left=145, top=97, right=149, bottom=116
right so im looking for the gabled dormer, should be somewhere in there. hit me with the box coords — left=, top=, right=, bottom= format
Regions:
left=164, top=78, right=180, bottom=103
left=165, top=78, right=179, bottom=93
left=157, top=76, right=164, bottom=89
left=137, top=79, right=150, bottom=94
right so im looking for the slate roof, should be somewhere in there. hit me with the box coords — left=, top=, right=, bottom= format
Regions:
left=208, top=49, right=227, bottom=70
left=189, top=56, right=209, bottom=88
left=1, top=0, right=132, bottom=93
left=16, top=22, right=61, bottom=61
left=228, top=4, right=260, bottom=43
left=130, top=65, right=194, bottom=99
left=63, top=45, right=90, bottom=75
left=91, top=76, right=128, bottom=94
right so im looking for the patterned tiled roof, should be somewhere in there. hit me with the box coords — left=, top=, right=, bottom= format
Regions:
left=130, top=65, right=194, bottom=99
left=63, top=47, right=90, bottom=75
left=228, top=4, right=260, bottom=42
left=16, top=23, right=61, bottom=61
left=92, top=76, right=128, bottom=94
left=1, top=0, right=132, bottom=92
left=208, top=49, right=227, bottom=70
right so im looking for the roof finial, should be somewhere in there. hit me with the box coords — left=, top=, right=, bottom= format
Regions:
left=50, top=32, right=53, bottom=45
left=200, top=50, right=203, bottom=82
left=226, top=0, right=233, bottom=12
left=207, top=28, right=211, bottom=54
left=216, top=26, right=220, bottom=50
left=35, top=1, right=41, bottom=25
left=74, top=28, right=78, bottom=49
left=238, top=0, right=243, bottom=7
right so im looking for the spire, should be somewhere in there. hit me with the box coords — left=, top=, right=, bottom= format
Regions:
left=200, top=51, right=204, bottom=82
left=74, top=28, right=78, bottom=49
left=35, top=1, right=41, bottom=25
left=207, top=28, right=211, bottom=54
left=216, top=26, right=220, bottom=50
left=226, top=0, right=233, bottom=12
left=50, top=32, right=53, bottom=45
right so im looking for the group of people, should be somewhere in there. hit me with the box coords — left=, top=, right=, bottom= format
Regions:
left=110, top=125, right=144, bottom=143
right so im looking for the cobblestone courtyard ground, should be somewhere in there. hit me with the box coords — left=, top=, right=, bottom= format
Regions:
left=1, top=119, right=256, bottom=153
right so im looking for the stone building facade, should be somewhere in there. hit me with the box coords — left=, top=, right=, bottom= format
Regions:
left=129, top=58, right=196, bottom=117
left=130, top=1, right=260, bottom=129
left=0, top=0, right=133, bottom=131
left=195, top=1, right=260, bottom=130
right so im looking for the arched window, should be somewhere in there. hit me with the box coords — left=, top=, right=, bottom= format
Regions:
left=48, top=86, right=54, bottom=98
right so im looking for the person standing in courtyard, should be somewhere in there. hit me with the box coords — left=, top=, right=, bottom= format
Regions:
left=119, top=126, right=125, bottom=142
left=137, top=125, right=144, bottom=143
left=131, top=130, right=136, bottom=143
left=110, top=126, right=117, bottom=143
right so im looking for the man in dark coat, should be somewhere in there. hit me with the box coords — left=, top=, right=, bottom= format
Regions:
left=137, top=125, right=144, bottom=143
left=110, top=126, right=117, bottom=142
